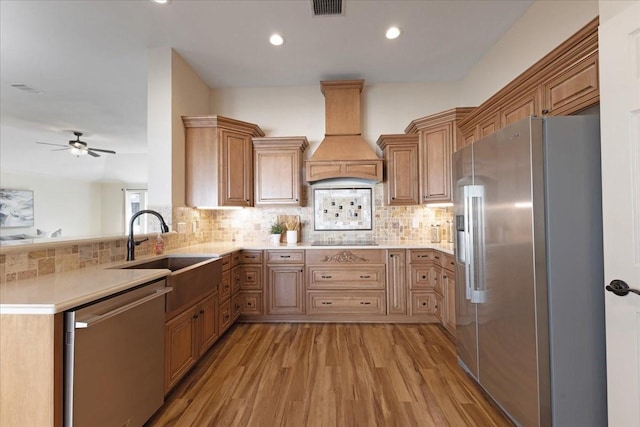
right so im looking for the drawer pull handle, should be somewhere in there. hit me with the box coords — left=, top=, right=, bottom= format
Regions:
left=360, top=301, right=372, bottom=305
left=321, top=275, right=333, bottom=279
left=421, top=302, right=427, bottom=306
left=435, top=256, right=440, bottom=259
left=280, top=255, right=291, bottom=259
left=421, top=275, right=427, bottom=280
left=360, top=275, right=371, bottom=279
left=418, top=255, right=427, bottom=258
left=321, top=301, right=333, bottom=305
left=246, top=255, right=256, bottom=259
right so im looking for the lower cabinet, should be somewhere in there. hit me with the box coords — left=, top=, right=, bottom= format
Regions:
left=218, top=298, right=232, bottom=335
left=409, top=291, right=441, bottom=317
left=267, top=264, right=305, bottom=315
left=442, top=254, right=456, bottom=336
left=165, top=291, right=218, bottom=393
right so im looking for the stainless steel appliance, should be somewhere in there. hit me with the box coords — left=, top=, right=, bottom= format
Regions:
left=453, top=116, right=607, bottom=426
left=64, top=279, right=171, bottom=427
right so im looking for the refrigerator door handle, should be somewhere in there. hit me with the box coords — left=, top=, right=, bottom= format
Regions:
left=466, top=185, right=487, bottom=304
left=463, top=186, right=474, bottom=301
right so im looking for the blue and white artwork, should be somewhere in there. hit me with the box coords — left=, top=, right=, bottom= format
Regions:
left=0, top=189, right=34, bottom=228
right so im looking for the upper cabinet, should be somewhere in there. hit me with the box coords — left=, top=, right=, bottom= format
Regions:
left=404, top=108, right=472, bottom=204
left=377, top=134, right=420, bottom=206
left=182, top=115, right=264, bottom=208
left=458, top=18, right=598, bottom=148
left=253, top=137, right=309, bottom=207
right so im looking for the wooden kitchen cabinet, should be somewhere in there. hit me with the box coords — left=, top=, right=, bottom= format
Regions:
left=305, top=249, right=387, bottom=316
left=253, top=137, right=309, bottom=207
left=238, top=250, right=265, bottom=317
left=165, top=291, right=218, bottom=393
left=442, top=254, right=456, bottom=336
left=386, top=250, right=407, bottom=315
left=267, top=265, right=305, bottom=315
left=404, top=108, right=472, bottom=204
left=458, top=18, right=598, bottom=144
left=376, top=134, right=420, bottom=205
left=266, top=250, right=305, bottom=315
left=406, top=249, right=441, bottom=322
left=182, top=115, right=264, bottom=208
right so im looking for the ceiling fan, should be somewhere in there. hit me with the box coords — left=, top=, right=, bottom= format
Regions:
left=35, top=131, right=116, bottom=157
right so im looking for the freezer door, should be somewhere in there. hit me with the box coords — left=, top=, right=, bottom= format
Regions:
left=452, top=144, right=479, bottom=378
left=473, top=118, right=544, bottom=427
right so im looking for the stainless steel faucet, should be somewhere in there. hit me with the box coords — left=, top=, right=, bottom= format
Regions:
left=126, top=209, right=170, bottom=261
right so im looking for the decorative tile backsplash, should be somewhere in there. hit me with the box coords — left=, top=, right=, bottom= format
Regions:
left=0, top=184, right=452, bottom=283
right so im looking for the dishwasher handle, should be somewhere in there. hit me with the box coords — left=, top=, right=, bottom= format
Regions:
left=75, top=287, right=172, bottom=329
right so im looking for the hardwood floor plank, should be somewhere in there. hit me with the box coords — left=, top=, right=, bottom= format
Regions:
left=146, top=323, right=513, bottom=427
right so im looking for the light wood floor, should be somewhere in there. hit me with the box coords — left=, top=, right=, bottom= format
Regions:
left=146, top=323, right=513, bottom=427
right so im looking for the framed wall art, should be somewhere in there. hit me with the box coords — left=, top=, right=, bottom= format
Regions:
left=313, top=187, right=372, bottom=231
left=0, top=189, right=34, bottom=228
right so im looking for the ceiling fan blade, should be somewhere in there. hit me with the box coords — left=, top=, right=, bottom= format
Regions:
left=89, top=148, right=116, bottom=154
left=87, top=150, right=101, bottom=158
left=51, top=148, right=69, bottom=151
left=35, top=141, right=68, bottom=148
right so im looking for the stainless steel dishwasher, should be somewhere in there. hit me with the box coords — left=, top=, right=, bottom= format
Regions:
left=64, top=279, right=171, bottom=427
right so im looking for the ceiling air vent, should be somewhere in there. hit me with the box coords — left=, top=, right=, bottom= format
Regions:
left=311, top=0, right=344, bottom=16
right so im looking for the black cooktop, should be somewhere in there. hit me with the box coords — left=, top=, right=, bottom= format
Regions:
left=310, top=241, right=378, bottom=246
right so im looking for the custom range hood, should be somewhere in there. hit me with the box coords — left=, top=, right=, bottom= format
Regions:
left=305, top=80, right=383, bottom=182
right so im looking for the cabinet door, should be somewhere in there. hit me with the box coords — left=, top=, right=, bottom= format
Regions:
left=542, top=51, right=598, bottom=116
left=385, top=144, right=420, bottom=205
left=240, top=265, right=263, bottom=290
left=421, top=123, right=453, bottom=202
left=197, top=293, right=219, bottom=355
left=231, top=265, right=241, bottom=295
left=443, top=269, right=456, bottom=335
left=387, top=250, right=407, bottom=314
left=165, top=307, right=198, bottom=392
left=218, top=299, right=232, bottom=335
left=219, top=129, right=253, bottom=207
left=478, top=112, right=500, bottom=139
left=267, top=265, right=305, bottom=315
left=254, top=148, right=302, bottom=206
left=500, top=88, right=541, bottom=128
left=238, top=291, right=264, bottom=316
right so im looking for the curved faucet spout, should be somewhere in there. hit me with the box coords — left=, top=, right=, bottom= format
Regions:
left=127, top=209, right=170, bottom=261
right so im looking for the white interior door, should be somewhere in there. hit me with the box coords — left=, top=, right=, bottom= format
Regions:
left=600, top=2, right=640, bottom=425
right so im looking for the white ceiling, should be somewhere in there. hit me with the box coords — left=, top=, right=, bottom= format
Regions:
left=0, top=0, right=533, bottom=182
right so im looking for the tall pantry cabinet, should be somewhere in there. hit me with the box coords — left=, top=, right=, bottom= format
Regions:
left=182, top=115, right=264, bottom=208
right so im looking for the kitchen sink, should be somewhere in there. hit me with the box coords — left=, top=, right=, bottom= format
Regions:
left=119, top=256, right=215, bottom=272
left=115, top=256, right=222, bottom=318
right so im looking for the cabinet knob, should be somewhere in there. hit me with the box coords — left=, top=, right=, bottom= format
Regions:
left=542, top=109, right=550, bottom=114
left=391, top=197, right=396, bottom=200
left=200, top=309, right=205, bottom=314
left=295, top=198, right=299, bottom=201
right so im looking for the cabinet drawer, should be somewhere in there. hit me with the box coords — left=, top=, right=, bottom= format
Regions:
left=240, top=265, right=263, bottom=290
left=409, top=291, right=441, bottom=316
left=409, top=265, right=435, bottom=289
left=410, top=250, right=436, bottom=263
left=231, top=293, right=242, bottom=321
left=266, top=250, right=305, bottom=264
left=230, top=251, right=241, bottom=268
left=219, top=299, right=232, bottom=335
left=221, top=254, right=232, bottom=272
left=220, top=271, right=231, bottom=302
left=238, top=291, right=264, bottom=316
left=307, top=266, right=385, bottom=290
left=442, top=253, right=455, bottom=272
left=307, top=291, right=386, bottom=315
left=241, top=250, right=263, bottom=264
left=231, top=267, right=241, bottom=295
left=306, top=249, right=385, bottom=265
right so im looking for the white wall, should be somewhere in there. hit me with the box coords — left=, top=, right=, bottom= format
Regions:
left=460, top=0, right=599, bottom=106
left=211, top=82, right=461, bottom=157
left=171, top=49, right=212, bottom=207
left=0, top=171, right=101, bottom=238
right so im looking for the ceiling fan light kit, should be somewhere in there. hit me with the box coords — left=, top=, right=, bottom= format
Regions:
left=35, top=131, right=116, bottom=158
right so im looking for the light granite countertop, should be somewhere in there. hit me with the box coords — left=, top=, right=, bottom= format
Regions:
left=0, top=240, right=454, bottom=315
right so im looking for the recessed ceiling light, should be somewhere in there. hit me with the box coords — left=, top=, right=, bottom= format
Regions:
left=269, top=34, right=284, bottom=46
left=385, top=26, right=401, bottom=40
left=152, top=0, right=169, bottom=4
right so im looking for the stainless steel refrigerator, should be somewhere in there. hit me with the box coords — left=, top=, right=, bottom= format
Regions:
left=453, top=116, right=607, bottom=426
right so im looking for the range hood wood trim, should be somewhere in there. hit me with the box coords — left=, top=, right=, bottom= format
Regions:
left=306, top=160, right=383, bottom=182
